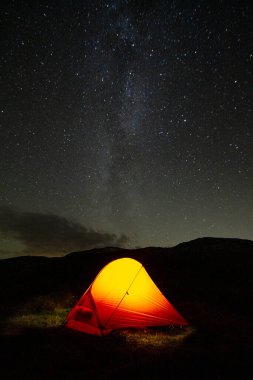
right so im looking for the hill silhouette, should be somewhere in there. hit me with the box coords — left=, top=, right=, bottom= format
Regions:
left=0, top=237, right=252, bottom=319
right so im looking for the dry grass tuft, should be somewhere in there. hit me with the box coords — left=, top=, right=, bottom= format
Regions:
left=117, top=326, right=195, bottom=349
left=3, top=308, right=69, bottom=330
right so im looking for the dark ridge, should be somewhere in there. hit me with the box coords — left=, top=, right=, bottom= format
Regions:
left=65, top=246, right=125, bottom=258
left=175, top=236, right=253, bottom=248
left=0, top=237, right=252, bottom=321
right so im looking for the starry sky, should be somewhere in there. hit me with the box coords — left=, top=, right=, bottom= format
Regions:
left=0, top=0, right=252, bottom=258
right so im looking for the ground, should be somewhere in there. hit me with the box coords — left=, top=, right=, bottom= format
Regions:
left=0, top=303, right=252, bottom=380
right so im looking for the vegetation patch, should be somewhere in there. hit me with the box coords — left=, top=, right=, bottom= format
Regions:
left=117, top=326, right=195, bottom=349
left=3, top=308, right=69, bottom=329
left=0, top=292, right=73, bottom=334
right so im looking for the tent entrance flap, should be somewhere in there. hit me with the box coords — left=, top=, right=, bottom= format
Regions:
left=87, top=291, right=105, bottom=336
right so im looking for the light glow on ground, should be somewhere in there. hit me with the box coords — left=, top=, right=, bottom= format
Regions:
left=117, top=326, right=195, bottom=349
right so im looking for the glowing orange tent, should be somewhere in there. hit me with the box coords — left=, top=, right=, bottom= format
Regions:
left=66, top=257, right=188, bottom=336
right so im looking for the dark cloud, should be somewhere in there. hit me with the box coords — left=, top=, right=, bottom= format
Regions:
left=0, top=207, right=129, bottom=256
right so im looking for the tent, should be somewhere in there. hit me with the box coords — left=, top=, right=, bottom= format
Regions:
left=65, top=257, right=188, bottom=336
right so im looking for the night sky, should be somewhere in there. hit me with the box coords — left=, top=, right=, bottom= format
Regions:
left=0, top=1, right=252, bottom=258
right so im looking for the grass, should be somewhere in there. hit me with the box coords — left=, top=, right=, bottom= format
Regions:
left=0, top=292, right=194, bottom=345
left=1, top=306, right=194, bottom=349
left=0, top=292, right=73, bottom=333
left=117, top=326, right=195, bottom=349
left=0, top=298, right=251, bottom=380
left=0, top=293, right=194, bottom=352
left=2, top=308, right=70, bottom=330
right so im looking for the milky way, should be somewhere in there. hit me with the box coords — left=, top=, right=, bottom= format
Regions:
left=0, top=1, right=252, bottom=256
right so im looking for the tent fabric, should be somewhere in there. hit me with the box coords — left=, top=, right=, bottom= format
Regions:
left=66, top=257, right=188, bottom=336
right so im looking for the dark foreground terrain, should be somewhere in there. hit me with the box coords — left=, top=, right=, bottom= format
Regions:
left=0, top=237, right=252, bottom=379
